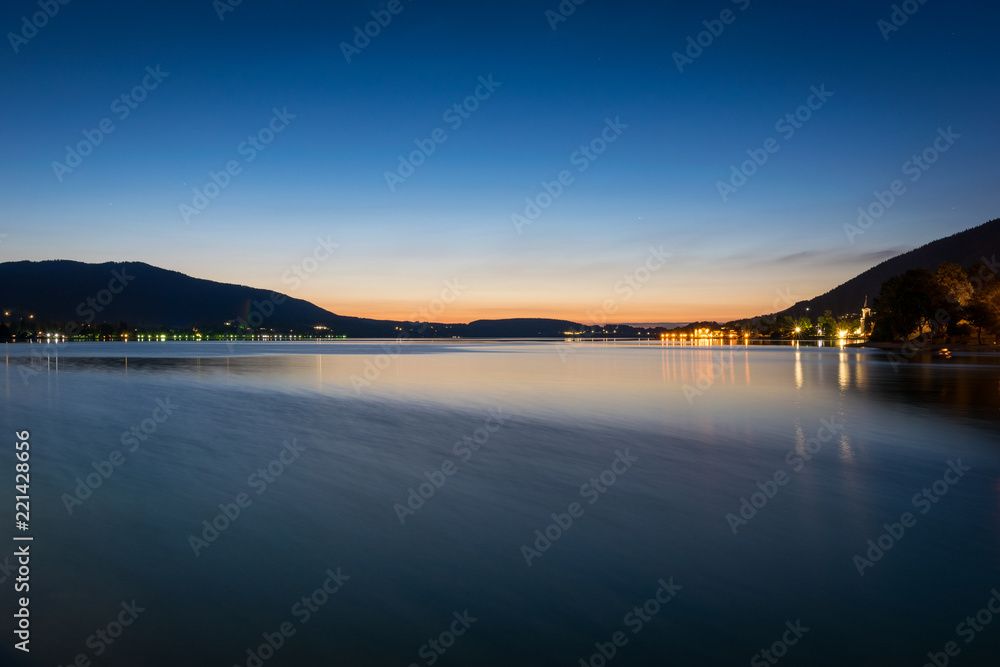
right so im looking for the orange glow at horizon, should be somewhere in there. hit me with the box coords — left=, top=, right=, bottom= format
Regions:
left=309, top=299, right=757, bottom=325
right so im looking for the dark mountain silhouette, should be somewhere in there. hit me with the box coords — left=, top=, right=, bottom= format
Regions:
left=0, top=260, right=581, bottom=338
left=0, top=260, right=402, bottom=335
left=770, top=217, right=1000, bottom=318
left=3, top=216, right=997, bottom=337
left=462, top=318, right=580, bottom=337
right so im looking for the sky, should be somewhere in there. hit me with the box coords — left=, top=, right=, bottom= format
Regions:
left=1, top=0, right=998, bottom=324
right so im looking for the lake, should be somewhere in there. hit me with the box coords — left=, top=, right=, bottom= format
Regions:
left=2, top=341, right=999, bottom=666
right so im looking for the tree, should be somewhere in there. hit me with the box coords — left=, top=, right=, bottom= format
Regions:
left=817, top=310, right=837, bottom=337
left=965, top=281, right=1000, bottom=344
left=738, top=322, right=758, bottom=339
left=936, top=262, right=973, bottom=306
left=935, top=263, right=971, bottom=334
left=872, top=269, right=949, bottom=341
left=755, top=315, right=781, bottom=338
left=838, top=315, right=860, bottom=336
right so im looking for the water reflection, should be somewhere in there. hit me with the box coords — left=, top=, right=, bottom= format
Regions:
left=838, top=351, right=849, bottom=390
left=794, top=349, right=803, bottom=389
left=6, top=343, right=998, bottom=423
left=3, top=341, right=999, bottom=666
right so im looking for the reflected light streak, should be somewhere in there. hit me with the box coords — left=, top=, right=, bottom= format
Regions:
left=794, top=350, right=803, bottom=389
left=838, top=352, right=850, bottom=391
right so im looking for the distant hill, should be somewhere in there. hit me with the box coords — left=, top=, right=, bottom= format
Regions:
left=462, top=318, right=581, bottom=338
left=0, top=260, right=586, bottom=338
left=0, top=260, right=403, bottom=336
left=5, top=217, right=998, bottom=338
left=770, top=217, right=1000, bottom=318
left=624, top=322, right=689, bottom=329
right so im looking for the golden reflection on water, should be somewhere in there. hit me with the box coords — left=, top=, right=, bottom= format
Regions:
left=10, top=342, right=999, bottom=424
left=839, top=432, right=855, bottom=463
left=793, top=422, right=807, bottom=458
left=256, top=344, right=768, bottom=420
left=794, top=349, right=803, bottom=389
left=838, top=351, right=850, bottom=391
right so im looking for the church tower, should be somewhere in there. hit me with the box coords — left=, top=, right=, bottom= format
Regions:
left=860, top=296, right=871, bottom=334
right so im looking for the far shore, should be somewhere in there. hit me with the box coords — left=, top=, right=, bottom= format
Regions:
left=851, top=341, right=1000, bottom=353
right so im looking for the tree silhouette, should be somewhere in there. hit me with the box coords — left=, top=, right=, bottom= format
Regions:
left=965, top=280, right=1000, bottom=344
left=872, top=269, right=948, bottom=341
left=817, top=310, right=837, bottom=337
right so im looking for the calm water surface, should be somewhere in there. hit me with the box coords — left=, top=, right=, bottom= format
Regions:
left=2, top=341, right=999, bottom=666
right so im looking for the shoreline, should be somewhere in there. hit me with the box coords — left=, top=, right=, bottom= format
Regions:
left=851, top=341, right=1000, bottom=353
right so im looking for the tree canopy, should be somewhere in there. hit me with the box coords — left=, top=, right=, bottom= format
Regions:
left=871, top=263, right=1000, bottom=343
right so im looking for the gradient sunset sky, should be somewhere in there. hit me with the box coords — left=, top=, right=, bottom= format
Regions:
left=2, top=0, right=998, bottom=324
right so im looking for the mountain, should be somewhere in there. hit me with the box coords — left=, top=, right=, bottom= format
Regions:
left=4, top=217, right=998, bottom=338
left=0, top=259, right=406, bottom=336
left=770, top=217, right=1000, bottom=318
left=0, top=260, right=586, bottom=338
left=624, top=322, right=689, bottom=329
left=462, top=318, right=581, bottom=337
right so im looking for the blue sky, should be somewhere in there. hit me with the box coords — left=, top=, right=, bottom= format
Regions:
left=1, top=0, right=998, bottom=322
